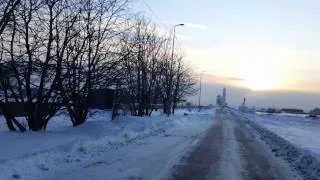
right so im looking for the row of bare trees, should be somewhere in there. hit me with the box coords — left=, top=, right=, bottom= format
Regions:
left=118, top=18, right=196, bottom=116
left=0, top=0, right=196, bottom=132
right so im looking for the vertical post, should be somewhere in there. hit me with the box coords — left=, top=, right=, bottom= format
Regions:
left=171, top=26, right=176, bottom=61
left=198, top=72, right=202, bottom=112
left=169, top=24, right=184, bottom=115
left=171, top=24, right=184, bottom=61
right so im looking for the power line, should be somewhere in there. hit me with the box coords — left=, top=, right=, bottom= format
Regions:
left=140, top=0, right=170, bottom=31
left=139, top=0, right=171, bottom=38
left=139, top=0, right=184, bottom=51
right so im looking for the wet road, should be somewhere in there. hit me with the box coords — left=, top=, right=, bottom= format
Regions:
left=169, top=111, right=296, bottom=180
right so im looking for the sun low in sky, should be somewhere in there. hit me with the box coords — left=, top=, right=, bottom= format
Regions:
left=134, top=0, right=320, bottom=109
left=186, top=44, right=320, bottom=92
left=186, top=45, right=289, bottom=91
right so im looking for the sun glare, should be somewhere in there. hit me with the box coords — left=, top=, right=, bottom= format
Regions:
left=245, top=73, right=280, bottom=91
left=236, top=65, right=283, bottom=91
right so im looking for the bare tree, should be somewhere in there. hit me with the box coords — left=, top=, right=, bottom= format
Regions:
left=118, top=16, right=167, bottom=116
left=118, top=16, right=196, bottom=117
left=0, top=0, right=81, bottom=131
left=0, top=0, right=23, bottom=131
left=0, top=0, right=21, bottom=35
left=152, top=39, right=196, bottom=116
left=171, top=56, right=197, bottom=114
left=58, top=0, right=129, bottom=126
left=155, top=44, right=175, bottom=116
left=0, top=0, right=196, bottom=132
left=0, top=0, right=129, bottom=130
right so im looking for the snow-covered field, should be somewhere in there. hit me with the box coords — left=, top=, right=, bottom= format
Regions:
left=231, top=109, right=320, bottom=179
left=0, top=108, right=214, bottom=180
left=236, top=111, right=320, bottom=156
left=252, top=113, right=320, bottom=155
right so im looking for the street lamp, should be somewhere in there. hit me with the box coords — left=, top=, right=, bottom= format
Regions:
left=168, top=24, right=184, bottom=115
left=172, top=24, right=184, bottom=61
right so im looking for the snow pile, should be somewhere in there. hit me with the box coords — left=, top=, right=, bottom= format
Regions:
left=230, top=109, right=320, bottom=179
left=0, top=108, right=213, bottom=180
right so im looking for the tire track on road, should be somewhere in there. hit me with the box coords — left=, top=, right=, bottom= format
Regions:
left=168, top=111, right=297, bottom=180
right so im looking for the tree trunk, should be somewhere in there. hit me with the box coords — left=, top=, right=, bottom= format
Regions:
left=4, top=115, right=16, bottom=131
left=12, top=118, right=26, bottom=132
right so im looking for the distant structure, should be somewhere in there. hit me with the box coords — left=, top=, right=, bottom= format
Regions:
left=216, top=88, right=227, bottom=108
left=310, top=107, right=320, bottom=116
left=222, top=88, right=226, bottom=103
left=242, top=98, right=246, bottom=107
left=238, top=97, right=255, bottom=113
left=280, top=108, right=305, bottom=114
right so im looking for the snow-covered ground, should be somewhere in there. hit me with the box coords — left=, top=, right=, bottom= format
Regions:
left=237, top=111, right=320, bottom=155
left=254, top=113, right=320, bottom=155
left=0, top=108, right=214, bottom=180
left=231, top=109, right=320, bottom=179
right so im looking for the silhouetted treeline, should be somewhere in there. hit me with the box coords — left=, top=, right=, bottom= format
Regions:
left=0, top=0, right=196, bottom=132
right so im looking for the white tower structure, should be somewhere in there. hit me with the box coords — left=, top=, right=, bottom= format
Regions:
left=222, top=88, right=227, bottom=103
left=222, top=88, right=226, bottom=104
left=216, top=88, right=228, bottom=108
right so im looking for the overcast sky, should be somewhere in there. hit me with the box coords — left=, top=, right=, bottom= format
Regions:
left=133, top=0, right=320, bottom=111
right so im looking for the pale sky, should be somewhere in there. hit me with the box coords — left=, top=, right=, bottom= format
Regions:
left=133, top=0, right=320, bottom=111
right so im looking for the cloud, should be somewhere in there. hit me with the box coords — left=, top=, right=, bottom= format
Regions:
left=184, top=23, right=209, bottom=30
left=196, top=73, right=247, bottom=87
left=176, top=34, right=192, bottom=41
left=164, top=21, right=209, bottom=30
left=224, top=76, right=246, bottom=81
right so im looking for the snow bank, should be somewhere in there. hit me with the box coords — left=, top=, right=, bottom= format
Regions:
left=230, top=109, right=320, bottom=180
left=253, top=114, right=320, bottom=155
left=0, top=108, right=214, bottom=180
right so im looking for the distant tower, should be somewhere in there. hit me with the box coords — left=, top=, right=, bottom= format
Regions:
left=222, top=88, right=226, bottom=103
left=242, top=97, right=246, bottom=107
left=216, top=95, right=222, bottom=106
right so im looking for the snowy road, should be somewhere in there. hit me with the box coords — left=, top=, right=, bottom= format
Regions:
left=40, top=110, right=301, bottom=180
left=45, top=113, right=213, bottom=180
left=47, top=132, right=203, bottom=180
left=169, top=111, right=298, bottom=180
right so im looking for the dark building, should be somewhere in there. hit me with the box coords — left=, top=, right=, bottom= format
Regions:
left=88, top=89, right=114, bottom=109
left=281, top=108, right=305, bottom=114
left=0, top=88, right=115, bottom=117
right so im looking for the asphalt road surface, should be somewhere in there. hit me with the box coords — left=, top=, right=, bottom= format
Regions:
left=169, top=111, right=298, bottom=180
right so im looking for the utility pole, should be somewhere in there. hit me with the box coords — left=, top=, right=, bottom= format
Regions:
left=171, top=24, right=184, bottom=61
left=198, top=72, right=202, bottom=112
left=169, top=23, right=184, bottom=115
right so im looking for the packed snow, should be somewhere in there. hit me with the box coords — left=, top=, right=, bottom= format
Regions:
left=0, top=108, right=214, bottom=180
left=230, top=109, right=320, bottom=179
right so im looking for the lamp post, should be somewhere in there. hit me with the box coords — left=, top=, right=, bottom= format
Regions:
left=198, top=71, right=205, bottom=112
left=172, top=24, right=184, bottom=61
left=168, top=24, right=184, bottom=115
